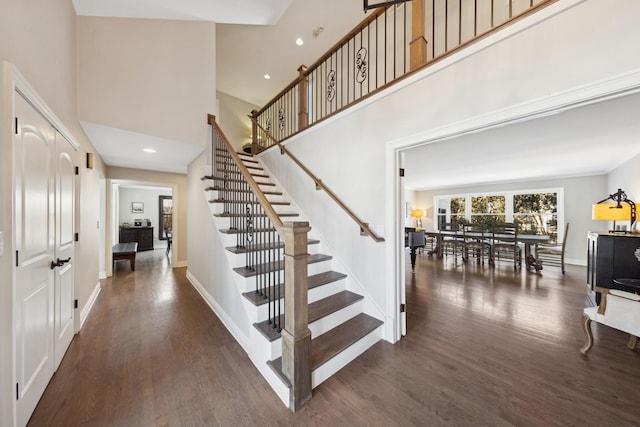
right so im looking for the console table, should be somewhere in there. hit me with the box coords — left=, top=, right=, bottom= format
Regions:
left=587, top=232, right=640, bottom=303
left=119, top=226, right=154, bottom=251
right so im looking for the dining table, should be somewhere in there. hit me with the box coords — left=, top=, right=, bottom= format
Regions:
left=425, top=230, right=551, bottom=271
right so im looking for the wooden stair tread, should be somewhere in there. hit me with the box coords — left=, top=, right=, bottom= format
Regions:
left=242, top=271, right=347, bottom=306
left=219, top=227, right=277, bottom=234
left=209, top=168, right=268, bottom=178
left=205, top=186, right=282, bottom=196
left=214, top=212, right=299, bottom=218
left=215, top=159, right=262, bottom=168
left=215, top=155, right=259, bottom=165
left=267, top=313, right=383, bottom=385
left=226, top=239, right=319, bottom=254
left=209, top=199, right=290, bottom=206
left=254, top=291, right=363, bottom=342
left=203, top=176, right=275, bottom=186
left=233, top=253, right=332, bottom=278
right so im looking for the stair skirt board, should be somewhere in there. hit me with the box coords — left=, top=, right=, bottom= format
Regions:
left=248, top=353, right=291, bottom=409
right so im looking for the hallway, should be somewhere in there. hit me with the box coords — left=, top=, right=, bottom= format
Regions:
left=29, top=250, right=640, bottom=426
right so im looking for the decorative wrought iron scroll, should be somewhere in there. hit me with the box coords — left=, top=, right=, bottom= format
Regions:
left=355, top=47, right=368, bottom=84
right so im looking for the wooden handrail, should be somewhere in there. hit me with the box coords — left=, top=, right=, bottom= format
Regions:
left=253, top=120, right=385, bottom=243
left=207, top=114, right=284, bottom=230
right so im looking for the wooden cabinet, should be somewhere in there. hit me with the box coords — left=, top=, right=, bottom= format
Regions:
left=587, top=232, right=640, bottom=302
left=119, top=226, right=154, bottom=251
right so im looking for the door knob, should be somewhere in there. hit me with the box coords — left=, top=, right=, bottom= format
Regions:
left=50, top=257, right=71, bottom=269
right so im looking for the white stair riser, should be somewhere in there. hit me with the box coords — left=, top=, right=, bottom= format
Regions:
left=246, top=277, right=346, bottom=322
left=250, top=324, right=282, bottom=361
left=311, top=326, right=383, bottom=389
left=308, top=300, right=362, bottom=339
left=236, top=259, right=333, bottom=292
left=308, top=279, right=345, bottom=304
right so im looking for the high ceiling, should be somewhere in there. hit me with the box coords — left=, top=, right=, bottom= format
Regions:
left=72, top=0, right=293, bottom=25
left=72, top=0, right=639, bottom=190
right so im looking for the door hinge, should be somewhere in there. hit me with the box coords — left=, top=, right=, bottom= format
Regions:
left=15, top=117, right=19, bottom=134
left=15, top=250, right=19, bottom=267
left=75, top=166, right=79, bottom=175
left=74, top=232, right=79, bottom=242
left=16, top=383, right=19, bottom=400
left=74, top=299, right=78, bottom=309
left=399, top=168, right=405, bottom=177
left=400, top=303, right=406, bottom=313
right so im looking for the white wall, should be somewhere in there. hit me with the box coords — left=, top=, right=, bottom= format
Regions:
left=0, top=1, right=105, bottom=425
left=413, top=174, right=608, bottom=265
left=186, top=151, right=252, bottom=344
left=77, top=17, right=216, bottom=149
left=606, top=152, right=640, bottom=233
left=118, top=187, right=172, bottom=245
left=257, top=0, right=640, bottom=341
left=217, top=91, right=258, bottom=151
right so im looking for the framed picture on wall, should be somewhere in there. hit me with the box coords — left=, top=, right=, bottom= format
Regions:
left=132, top=202, right=144, bottom=213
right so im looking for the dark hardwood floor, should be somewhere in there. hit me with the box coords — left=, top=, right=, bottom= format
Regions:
left=29, top=249, right=640, bottom=426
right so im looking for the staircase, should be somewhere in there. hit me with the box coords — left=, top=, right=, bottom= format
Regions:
left=202, top=141, right=384, bottom=409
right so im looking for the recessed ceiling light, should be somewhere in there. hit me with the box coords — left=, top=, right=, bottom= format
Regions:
left=296, top=38, right=304, bottom=46
left=144, top=148, right=157, bottom=153
left=264, top=74, right=271, bottom=80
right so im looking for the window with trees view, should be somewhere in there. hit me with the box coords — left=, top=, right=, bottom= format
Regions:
left=434, top=189, right=562, bottom=242
left=436, top=196, right=466, bottom=229
left=513, top=192, right=558, bottom=238
left=471, top=195, right=505, bottom=225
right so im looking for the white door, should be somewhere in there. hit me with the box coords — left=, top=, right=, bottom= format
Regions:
left=53, top=130, right=75, bottom=369
left=14, top=94, right=55, bottom=426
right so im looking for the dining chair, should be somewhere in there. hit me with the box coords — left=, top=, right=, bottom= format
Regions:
left=462, top=223, right=491, bottom=264
left=441, top=222, right=464, bottom=261
left=490, top=222, right=522, bottom=269
left=165, top=229, right=173, bottom=255
left=535, top=222, right=569, bottom=274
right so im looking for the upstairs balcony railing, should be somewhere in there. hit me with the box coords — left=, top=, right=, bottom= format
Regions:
left=251, top=0, right=556, bottom=149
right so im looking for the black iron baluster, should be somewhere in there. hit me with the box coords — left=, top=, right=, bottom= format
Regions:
left=276, top=229, right=282, bottom=332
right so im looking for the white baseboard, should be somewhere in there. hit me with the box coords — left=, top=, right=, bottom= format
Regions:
left=566, top=258, right=587, bottom=267
left=79, top=282, right=101, bottom=331
left=185, top=270, right=250, bottom=353
left=98, top=271, right=107, bottom=280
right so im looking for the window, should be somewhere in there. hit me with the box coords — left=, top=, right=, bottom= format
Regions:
left=436, top=196, right=466, bottom=229
left=471, top=195, right=505, bottom=226
left=434, top=188, right=563, bottom=240
left=513, top=192, right=558, bottom=240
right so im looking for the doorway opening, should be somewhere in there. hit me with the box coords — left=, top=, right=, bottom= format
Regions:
left=107, top=180, right=177, bottom=277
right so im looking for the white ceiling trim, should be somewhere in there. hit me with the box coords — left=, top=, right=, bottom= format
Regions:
left=72, top=0, right=292, bottom=25
left=387, top=66, right=640, bottom=153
